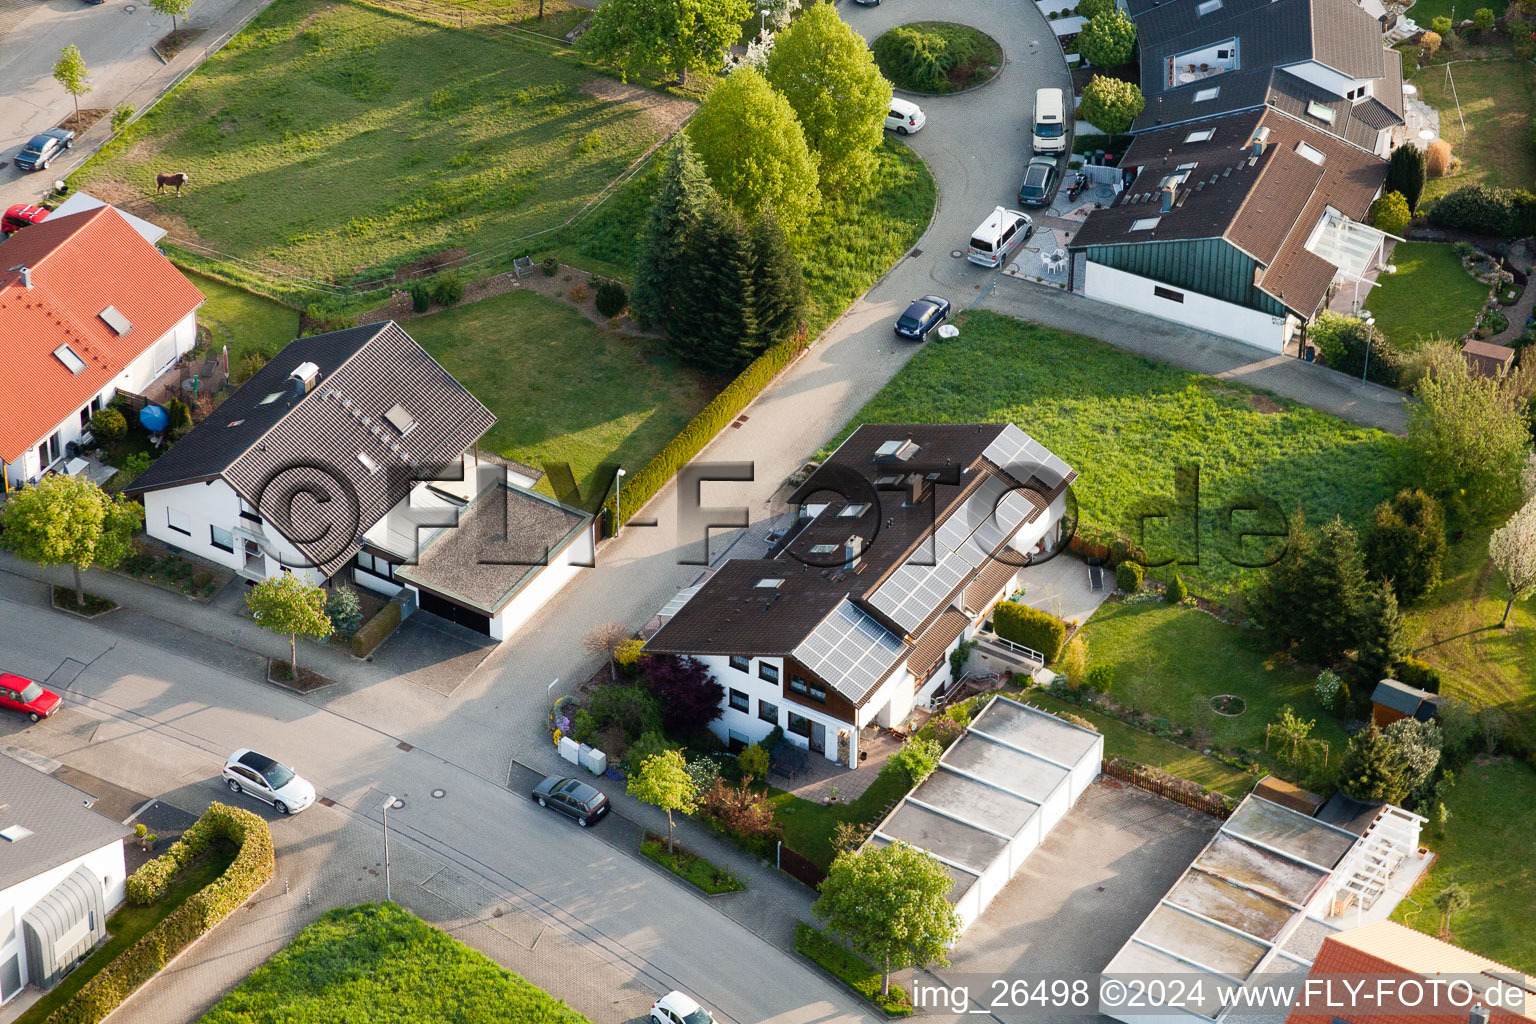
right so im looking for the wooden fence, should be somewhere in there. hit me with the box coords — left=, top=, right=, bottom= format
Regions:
left=777, top=843, right=828, bottom=888
left=1102, top=758, right=1234, bottom=820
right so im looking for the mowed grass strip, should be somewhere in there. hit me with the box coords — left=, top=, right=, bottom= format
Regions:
left=1368, top=242, right=1489, bottom=350
left=77, top=0, right=681, bottom=285
left=406, top=289, right=719, bottom=507
left=835, top=311, right=1400, bottom=597
left=1414, top=58, right=1536, bottom=204
left=190, top=273, right=301, bottom=367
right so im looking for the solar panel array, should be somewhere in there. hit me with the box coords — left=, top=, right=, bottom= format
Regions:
left=870, top=472, right=1045, bottom=633
left=793, top=599, right=908, bottom=701
left=982, top=423, right=1074, bottom=490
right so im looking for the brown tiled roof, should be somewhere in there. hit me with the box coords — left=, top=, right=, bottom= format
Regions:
left=1226, top=144, right=1326, bottom=263
left=0, top=207, right=205, bottom=464
left=1462, top=339, right=1516, bottom=377
left=907, top=610, right=970, bottom=679
left=963, top=557, right=1020, bottom=614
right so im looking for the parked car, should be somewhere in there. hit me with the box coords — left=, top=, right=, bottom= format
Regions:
left=966, top=206, right=1032, bottom=268
left=894, top=294, right=951, bottom=341
left=222, top=749, right=317, bottom=814
left=1017, top=155, right=1061, bottom=207
left=2, top=204, right=50, bottom=236
left=651, top=991, right=714, bottom=1024
left=13, top=129, right=74, bottom=172
left=531, top=775, right=610, bottom=827
left=0, top=673, right=61, bottom=722
left=849, top=0, right=881, bottom=6
left=884, top=97, right=926, bottom=135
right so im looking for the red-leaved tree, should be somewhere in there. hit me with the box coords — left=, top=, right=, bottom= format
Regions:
left=640, top=655, right=726, bottom=735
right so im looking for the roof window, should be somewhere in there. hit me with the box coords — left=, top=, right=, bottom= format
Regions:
left=1183, top=128, right=1215, bottom=143
left=98, top=306, right=132, bottom=336
left=227, top=419, right=245, bottom=427
left=1194, top=87, right=1220, bottom=102
left=383, top=403, right=417, bottom=436
left=53, top=344, right=86, bottom=375
left=357, top=451, right=381, bottom=474
left=838, top=502, right=872, bottom=517
left=1295, top=141, right=1327, bottom=165
left=1307, top=101, right=1336, bottom=124
left=755, top=578, right=785, bottom=589
left=1130, top=217, right=1162, bottom=231
left=874, top=473, right=902, bottom=487
left=809, top=543, right=839, bottom=555
left=260, top=392, right=285, bottom=405
left=0, top=825, right=34, bottom=843
left=875, top=440, right=905, bottom=456
left=1197, top=0, right=1222, bottom=13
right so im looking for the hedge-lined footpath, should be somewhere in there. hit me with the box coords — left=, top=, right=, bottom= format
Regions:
left=794, top=923, right=913, bottom=1017
left=49, top=803, right=274, bottom=1024
left=600, top=333, right=806, bottom=534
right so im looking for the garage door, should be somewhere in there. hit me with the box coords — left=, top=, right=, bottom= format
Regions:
left=417, top=590, right=492, bottom=635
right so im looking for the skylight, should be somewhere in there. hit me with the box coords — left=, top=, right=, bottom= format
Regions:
left=1295, top=141, right=1327, bottom=165
left=1184, top=128, right=1215, bottom=143
left=0, top=825, right=34, bottom=843
left=1197, top=0, right=1222, bottom=13
left=755, top=578, right=785, bottom=589
left=809, top=543, right=839, bottom=555
left=98, top=306, right=132, bottom=336
left=53, top=344, right=86, bottom=375
left=357, top=451, right=381, bottom=474
left=383, top=404, right=417, bottom=436
left=875, top=440, right=905, bottom=456
left=1307, top=101, right=1336, bottom=124
left=260, top=392, right=285, bottom=405
left=1194, top=87, right=1220, bottom=102
left=874, top=473, right=902, bottom=487
left=1130, top=217, right=1162, bottom=231
left=838, top=502, right=872, bottom=517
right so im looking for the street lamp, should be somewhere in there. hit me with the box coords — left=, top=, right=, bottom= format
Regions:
left=379, top=794, right=396, bottom=902
left=1361, top=315, right=1375, bottom=382
left=760, top=7, right=769, bottom=36
left=614, top=467, right=626, bottom=536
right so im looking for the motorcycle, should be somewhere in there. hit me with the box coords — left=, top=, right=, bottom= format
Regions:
left=1065, top=172, right=1088, bottom=203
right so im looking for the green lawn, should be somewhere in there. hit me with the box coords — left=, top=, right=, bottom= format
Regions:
left=836, top=310, right=1401, bottom=598
left=198, top=903, right=595, bottom=1024
left=1390, top=758, right=1536, bottom=972
left=191, top=273, right=300, bottom=367
left=1402, top=0, right=1508, bottom=31
left=1026, top=691, right=1258, bottom=798
left=1071, top=601, right=1350, bottom=776
left=75, top=0, right=682, bottom=288
left=550, top=139, right=937, bottom=336
left=15, top=844, right=238, bottom=1024
left=641, top=837, right=746, bottom=893
left=1368, top=243, right=1488, bottom=349
left=1404, top=528, right=1536, bottom=732
left=1412, top=58, right=1536, bottom=205
left=356, top=0, right=591, bottom=37
left=406, top=289, right=718, bottom=507
left=769, top=762, right=913, bottom=871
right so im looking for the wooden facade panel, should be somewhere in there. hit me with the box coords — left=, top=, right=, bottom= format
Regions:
left=781, top=655, right=858, bottom=724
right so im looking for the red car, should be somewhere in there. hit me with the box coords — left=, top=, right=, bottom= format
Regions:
left=2, top=204, right=49, bottom=236
left=0, top=673, right=61, bottom=722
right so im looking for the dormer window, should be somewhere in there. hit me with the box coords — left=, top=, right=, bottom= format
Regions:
left=53, top=344, right=85, bottom=374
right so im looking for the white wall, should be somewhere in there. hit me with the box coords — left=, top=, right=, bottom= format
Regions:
left=143, top=479, right=324, bottom=585
left=487, top=523, right=595, bottom=641
left=1278, top=60, right=1356, bottom=97
left=0, top=840, right=125, bottom=1005
left=1081, top=261, right=1289, bottom=353
left=118, top=311, right=197, bottom=395
left=705, top=654, right=853, bottom=765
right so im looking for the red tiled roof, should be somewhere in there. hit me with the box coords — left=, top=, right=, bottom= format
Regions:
left=0, top=207, right=204, bottom=464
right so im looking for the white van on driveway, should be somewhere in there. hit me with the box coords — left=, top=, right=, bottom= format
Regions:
left=1032, top=87, right=1067, bottom=153
left=967, top=206, right=1033, bottom=267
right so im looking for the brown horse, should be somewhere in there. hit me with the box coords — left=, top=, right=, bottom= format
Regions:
left=155, top=171, right=191, bottom=196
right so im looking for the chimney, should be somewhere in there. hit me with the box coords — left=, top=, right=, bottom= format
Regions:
left=1250, top=126, right=1270, bottom=157
left=18, top=266, right=32, bottom=289
left=1469, top=1007, right=1490, bottom=1024
left=1160, top=185, right=1176, bottom=213
left=845, top=535, right=865, bottom=569
left=906, top=473, right=926, bottom=506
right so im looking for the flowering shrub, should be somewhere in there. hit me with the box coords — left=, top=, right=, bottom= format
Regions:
left=1314, top=669, right=1344, bottom=713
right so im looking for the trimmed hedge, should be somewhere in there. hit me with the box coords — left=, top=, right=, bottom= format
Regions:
left=794, top=923, right=913, bottom=1017
left=600, top=333, right=805, bottom=535
left=992, top=602, right=1068, bottom=663
left=350, top=598, right=402, bottom=658
left=50, top=803, right=273, bottom=1024
left=1426, top=185, right=1536, bottom=238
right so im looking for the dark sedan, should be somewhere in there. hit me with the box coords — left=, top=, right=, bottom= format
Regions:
left=14, top=128, right=74, bottom=172
left=894, top=295, right=951, bottom=341
left=532, top=775, right=610, bottom=827
left=1017, top=155, right=1061, bottom=207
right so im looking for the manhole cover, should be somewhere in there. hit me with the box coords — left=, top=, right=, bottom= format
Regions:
left=124, top=4, right=135, bottom=10
left=390, top=798, right=405, bottom=810
left=431, top=789, right=446, bottom=799
left=950, top=249, right=964, bottom=259
left=1211, top=694, right=1246, bottom=716
left=909, top=248, right=923, bottom=258
left=317, top=796, right=335, bottom=807
left=397, top=741, right=413, bottom=752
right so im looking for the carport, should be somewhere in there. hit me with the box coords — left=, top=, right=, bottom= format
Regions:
left=862, top=695, right=1104, bottom=933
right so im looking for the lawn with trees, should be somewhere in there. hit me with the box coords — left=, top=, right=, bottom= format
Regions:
left=1410, top=58, right=1536, bottom=205
left=72, top=0, right=687, bottom=292
left=197, top=903, right=597, bottom=1024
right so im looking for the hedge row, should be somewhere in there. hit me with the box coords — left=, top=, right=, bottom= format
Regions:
left=1426, top=184, right=1536, bottom=238
left=49, top=803, right=274, bottom=1024
left=600, top=333, right=806, bottom=535
left=351, top=598, right=402, bottom=658
left=793, top=923, right=913, bottom=1017
left=992, top=602, right=1068, bottom=663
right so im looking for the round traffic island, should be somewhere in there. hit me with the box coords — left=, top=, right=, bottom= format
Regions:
left=872, top=22, right=1004, bottom=95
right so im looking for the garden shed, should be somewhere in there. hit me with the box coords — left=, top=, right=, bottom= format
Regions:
left=862, top=695, right=1103, bottom=934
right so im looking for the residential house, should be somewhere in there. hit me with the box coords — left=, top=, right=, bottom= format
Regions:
left=0, top=753, right=131, bottom=1007
left=1370, top=678, right=1442, bottom=728
left=1285, top=920, right=1536, bottom=1024
left=126, top=322, right=594, bottom=641
left=0, top=207, right=203, bottom=489
left=1069, top=110, right=1390, bottom=352
left=643, top=424, right=1076, bottom=768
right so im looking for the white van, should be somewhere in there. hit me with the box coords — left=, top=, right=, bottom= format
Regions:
left=1033, top=87, right=1066, bottom=153
left=966, top=207, right=1033, bottom=267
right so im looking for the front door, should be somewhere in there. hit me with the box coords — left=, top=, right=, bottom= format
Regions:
left=809, top=721, right=825, bottom=755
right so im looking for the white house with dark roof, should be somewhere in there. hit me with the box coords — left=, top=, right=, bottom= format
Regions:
left=0, top=753, right=130, bottom=1007
left=644, top=424, right=1076, bottom=768
left=126, top=322, right=594, bottom=641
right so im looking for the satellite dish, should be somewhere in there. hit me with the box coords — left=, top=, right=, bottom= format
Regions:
left=937, top=325, right=960, bottom=339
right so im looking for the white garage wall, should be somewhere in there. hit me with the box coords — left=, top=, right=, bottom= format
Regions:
left=1081, top=261, right=1289, bottom=353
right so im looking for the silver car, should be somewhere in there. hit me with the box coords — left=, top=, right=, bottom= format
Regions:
left=222, top=748, right=317, bottom=814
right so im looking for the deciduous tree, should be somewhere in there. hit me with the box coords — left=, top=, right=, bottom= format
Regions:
left=52, top=45, right=91, bottom=120
left=1369, top=190, right=1411, bottom=236
left=579, top=0, right=751, bottom=86
left=1078, top=75, right=1144, bottom=135
left=1434, top=881, right=1470, bottom=938
left=1079, top=9, right=1137, bottom=68
left=686, top=65, right=820, bottom=233
left=813, top=841, right=961, bottom=996
left=1407, top=355, right=1534, bottom=525
left=1489, top=500, right=1536, bottom=627
left=640, top=654, right=726, bottom=735
left=0, top=475, right=141, bottom=607
left=582, top=621, right=632, bottom=681
left=148, top=0, right=192, bottom=35
left=764, top=3, right=891, bottom=194
left=246, top=573, right=333, bottom=679
left=628, top=748, right=696, bottom=852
